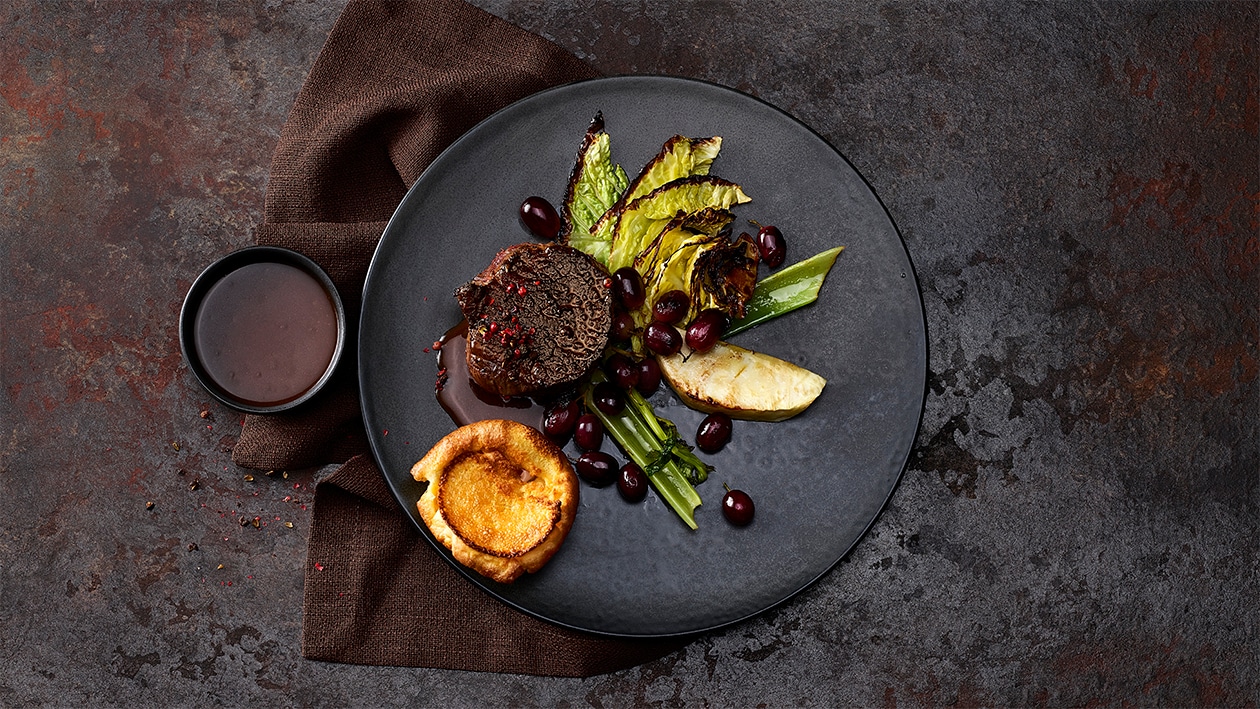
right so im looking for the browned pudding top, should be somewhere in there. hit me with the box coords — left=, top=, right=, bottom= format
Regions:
left=438, top=448, right=562, bottom=557
left=411, top=419, right=579, bottom=584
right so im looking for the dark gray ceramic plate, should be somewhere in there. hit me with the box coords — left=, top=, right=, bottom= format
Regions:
left=359, top=76, right=926, bottom=637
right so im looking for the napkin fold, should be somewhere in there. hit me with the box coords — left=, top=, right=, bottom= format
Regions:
left=232, top=0, right=684, bottom=676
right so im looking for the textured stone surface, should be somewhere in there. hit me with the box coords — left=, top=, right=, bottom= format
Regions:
left=2, top=1, right=1256, bottom=705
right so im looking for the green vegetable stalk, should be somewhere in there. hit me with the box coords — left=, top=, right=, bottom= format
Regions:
left=622, top=386, right=709, bottom=485
left=724, top=246, right=845, bottom=338
left=584, top=372, right=708, bottom=529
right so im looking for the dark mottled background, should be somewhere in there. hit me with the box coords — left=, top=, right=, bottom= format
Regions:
left=2, top=1, right=1256, bottom=706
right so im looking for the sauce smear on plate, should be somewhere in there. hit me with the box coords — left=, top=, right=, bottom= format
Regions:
left=436, top=321, right=546, bottom=429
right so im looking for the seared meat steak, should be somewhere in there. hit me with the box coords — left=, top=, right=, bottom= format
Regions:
left=454, top=243, right=612, bottom=397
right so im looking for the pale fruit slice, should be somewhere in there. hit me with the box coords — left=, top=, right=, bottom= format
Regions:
left=657, top=340, right=826, bottom=421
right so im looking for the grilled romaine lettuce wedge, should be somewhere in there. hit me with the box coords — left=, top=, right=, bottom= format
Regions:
left=587, top=135, right=722, bottom=253
left=560, top=113, right=628, bottom=262
left=605, top=176, right=751, bottom=274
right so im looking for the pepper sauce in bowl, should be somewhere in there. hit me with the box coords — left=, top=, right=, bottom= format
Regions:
left=180, top=247, right=345, bottom=413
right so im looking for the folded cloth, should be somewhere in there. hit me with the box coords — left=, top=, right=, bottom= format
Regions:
left=231, top=0, right=685, bottom=676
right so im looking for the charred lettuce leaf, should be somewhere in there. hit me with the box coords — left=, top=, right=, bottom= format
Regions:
left=625, top=135, right=721, bottom=204
left=589, top=135, right=722, bottom=246
left=690, top=232, right=760, bottom=319
left=561, top=113, right=629, bottom=262
left=634, top=208, right=734, bottom=280
left=647, top=236, right=721, bottom=297
left=628, top=210, right=758, bottom=355
left=640, top=226, right=758, bottom=323
left=630, top=234, right=722, bottom=355
left=605, top=176, right=751, bottom=274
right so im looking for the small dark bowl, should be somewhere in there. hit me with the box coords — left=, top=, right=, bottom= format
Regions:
left=179, top=246, right=346, bottom=414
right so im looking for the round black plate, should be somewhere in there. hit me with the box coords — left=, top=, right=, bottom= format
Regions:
left=359, top=76, right=926, bottom=637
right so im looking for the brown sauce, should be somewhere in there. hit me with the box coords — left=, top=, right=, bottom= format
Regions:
left=435, top=321, right=547, bottom=430
left=194, top=261, right=338, bottom=406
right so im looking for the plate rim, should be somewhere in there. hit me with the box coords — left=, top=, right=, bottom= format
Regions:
left=358, top=74, right=928, bottom=638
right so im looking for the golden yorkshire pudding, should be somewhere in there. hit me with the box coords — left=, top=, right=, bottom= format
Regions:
left=410, top=419, right=578, bottom=583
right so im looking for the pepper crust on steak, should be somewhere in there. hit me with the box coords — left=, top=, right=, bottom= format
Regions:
left=454, top=242, right=612, bottom=397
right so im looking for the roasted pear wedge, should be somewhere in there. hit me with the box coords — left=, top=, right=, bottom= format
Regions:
left=657, top=338, right=826, bottom=421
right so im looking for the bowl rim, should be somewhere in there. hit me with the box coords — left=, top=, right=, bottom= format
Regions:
left=179, top=245, right=347, bottom=414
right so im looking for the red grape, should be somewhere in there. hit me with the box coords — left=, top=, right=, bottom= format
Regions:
left=696, top=412, right=732, bottom=453
left=574, top=413, right=603, bottom=451
left=652, top=290, right=690, bottom=324
left=612, top=267, right=645, bottom=310
left=593, top=382, right=625, bottom=415
left=644, top=322, right=682, bottom=356
left=519, top=196, right=560, bottom=240
left=617, top=462, right=649, bottom=502
left=609, top=309, right=634, bottom=343
left=722, top=488, right=755, bottom=526
left=542, top=398, right=580, bottom=443
left=606, top=353, right=639, bottom=390
left=635, top=357, right=661, bottom=396
left=756, top=225, right=786, bottom=268
left=685, top=309, right=728, bottom=353
left=576, top=451, right=617, bottom=486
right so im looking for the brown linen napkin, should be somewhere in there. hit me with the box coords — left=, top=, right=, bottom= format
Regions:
left=231, top=0, right=685, bottom=676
